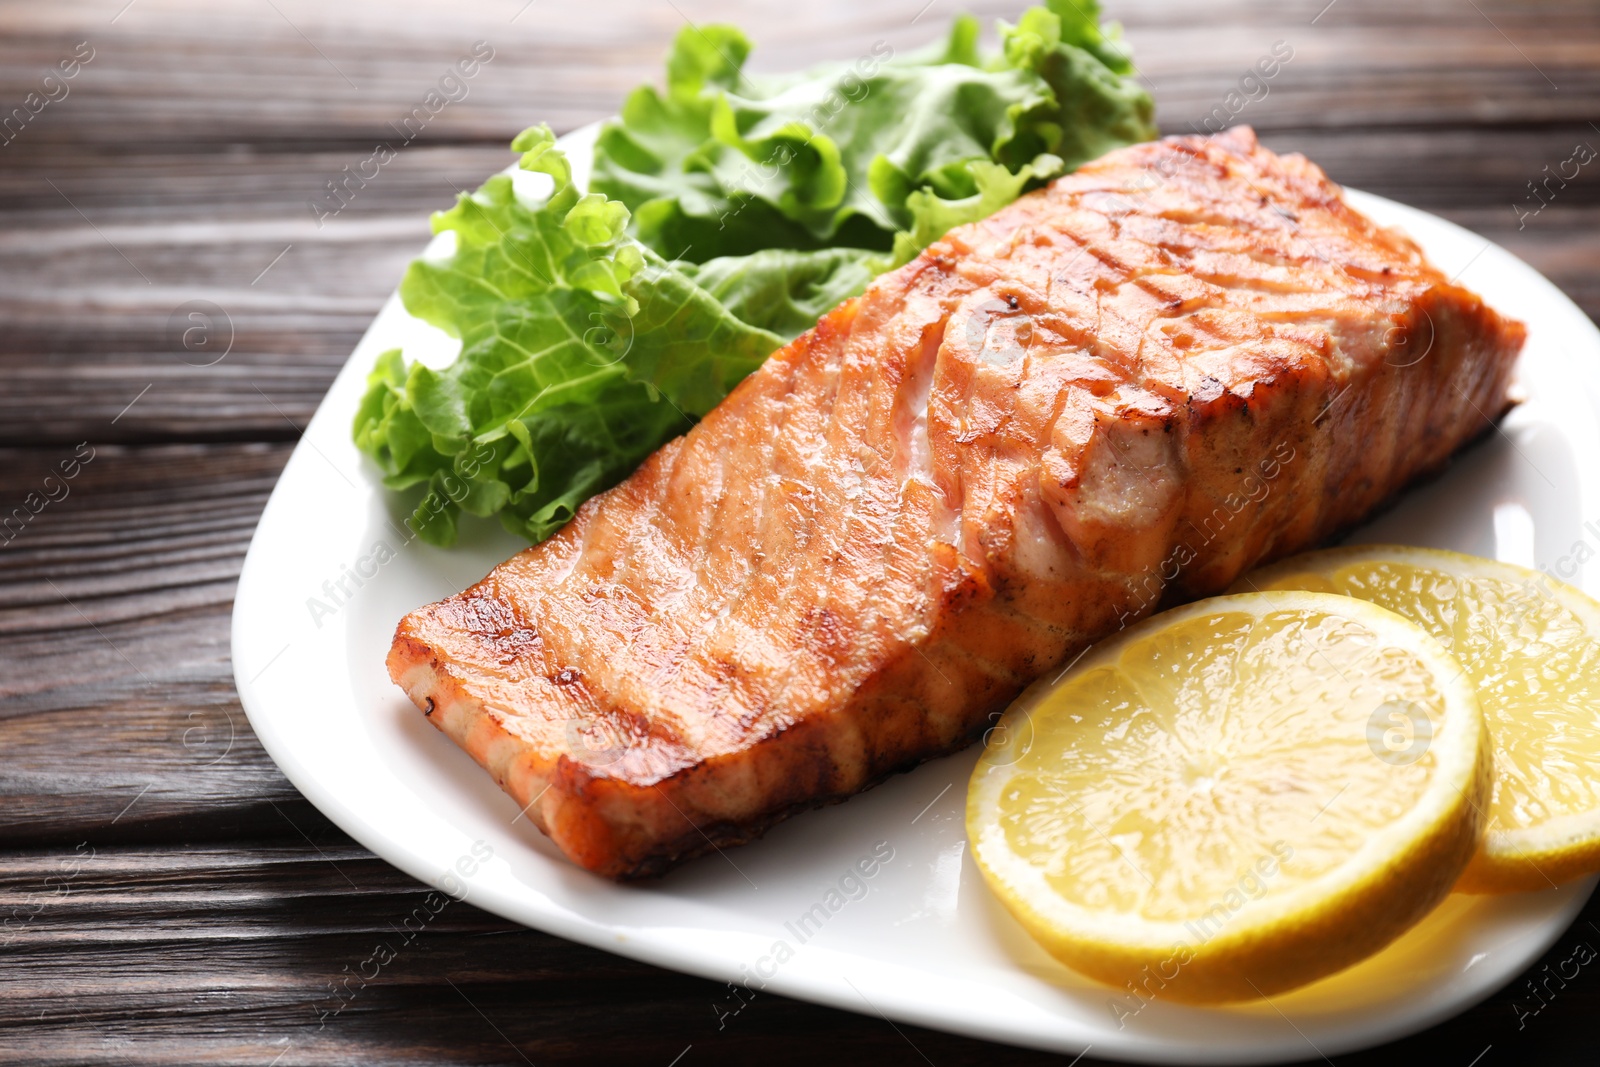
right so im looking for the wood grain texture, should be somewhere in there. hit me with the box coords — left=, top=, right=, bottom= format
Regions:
left=3, top=0, right=1599, bottom=1063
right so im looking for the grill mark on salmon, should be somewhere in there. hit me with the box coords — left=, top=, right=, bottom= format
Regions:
left=389, top=127, right=1526, bottom=879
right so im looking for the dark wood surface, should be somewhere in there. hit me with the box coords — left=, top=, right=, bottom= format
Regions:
left=4, top=1, right=1599, bottom=1063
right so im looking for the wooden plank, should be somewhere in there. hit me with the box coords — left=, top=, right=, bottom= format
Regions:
left=0, top=842, right=1062, bottom=1065
left=0, top=1, right=1594, bottom=146
left=0, top=840, right=1597, bottom=1066
left=0, top=444, right=321, bottom=846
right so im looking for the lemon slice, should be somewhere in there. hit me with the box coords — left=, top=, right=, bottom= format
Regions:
left=968, top=592, right=1489, bottom=1003
left=1242, top=544, right=1600, bottom=893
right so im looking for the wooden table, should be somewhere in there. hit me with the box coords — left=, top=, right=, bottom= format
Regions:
left=3, top=0, right=1598, bottom=1062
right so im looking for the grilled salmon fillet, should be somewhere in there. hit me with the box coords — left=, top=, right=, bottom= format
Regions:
left=389, top=127, right=1524, bottom=879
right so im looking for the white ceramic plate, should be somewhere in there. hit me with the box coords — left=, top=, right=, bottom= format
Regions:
left=233, top=125, right=1600, bottom=1064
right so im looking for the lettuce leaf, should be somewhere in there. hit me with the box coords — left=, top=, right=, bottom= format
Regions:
left=355, top=3, right=1156, bottom=547
left=592, top=0, right=1155, bottom=265
left=681, top=246, right=880, bottom=339
left=353, top=126, right=780, bottom=545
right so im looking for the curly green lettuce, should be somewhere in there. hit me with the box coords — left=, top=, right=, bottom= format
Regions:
left=353, top=127, right=780, bottom=545
left=592, top=0, right=1154, bottom=268
left=355, top=2, right=1155, bottom=546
